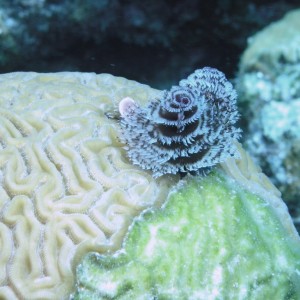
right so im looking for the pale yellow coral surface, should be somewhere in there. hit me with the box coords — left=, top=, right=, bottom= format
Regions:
left=0, top=72, right=176, bottom=300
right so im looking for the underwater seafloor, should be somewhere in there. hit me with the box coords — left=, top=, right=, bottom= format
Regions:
left=0, top=1, right=300, bottom=299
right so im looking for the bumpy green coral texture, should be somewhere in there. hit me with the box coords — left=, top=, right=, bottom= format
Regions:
left=73, top=171, right=300, bottom=299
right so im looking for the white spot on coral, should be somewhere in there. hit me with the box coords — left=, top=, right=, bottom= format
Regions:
left=212, top=265, right=223, bottom=286
left=143, top=225, right=165, bottom=257
left=238, top=285, right=248, bottom=299
left=276, top=254, right=288, bottom=269
left=170, top=219, right=188, bottom=233
left=99, top=280, right=119, bottom=297
left=227, top=255, right=241, bottom=273
left=219, top=247, right=226, bottom=256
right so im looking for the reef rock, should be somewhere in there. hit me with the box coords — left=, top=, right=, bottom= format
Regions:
left=237, top=9, right=300, bottom=231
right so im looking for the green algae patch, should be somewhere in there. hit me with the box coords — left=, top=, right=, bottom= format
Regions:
left=72, top=171, right=300, bottom=299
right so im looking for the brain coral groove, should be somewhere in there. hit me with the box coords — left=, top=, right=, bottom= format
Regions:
left=0, top=72, right=176, bottom=299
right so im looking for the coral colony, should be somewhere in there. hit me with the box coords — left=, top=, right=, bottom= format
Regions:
left=119, top=67, right=242, bottom=177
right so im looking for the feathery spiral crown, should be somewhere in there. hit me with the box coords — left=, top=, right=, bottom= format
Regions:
left=119, top=67, right=242, bottom=178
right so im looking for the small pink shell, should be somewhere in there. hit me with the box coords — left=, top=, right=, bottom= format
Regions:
left=119, top=97, right=137, bottom=117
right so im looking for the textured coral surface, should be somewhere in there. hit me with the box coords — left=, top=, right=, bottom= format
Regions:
left=239, top=9, right=300, bottom=74
left=0, top=72, right=176, bottom=299
left=73, top=154, right=300, bottom=299
left=237, top=8, right=300, bottom=230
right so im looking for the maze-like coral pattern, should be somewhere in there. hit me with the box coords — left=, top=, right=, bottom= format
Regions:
left=0, top=72, right=176, bottom=299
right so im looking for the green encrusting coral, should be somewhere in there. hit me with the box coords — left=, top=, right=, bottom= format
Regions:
left=72, top=170, right=300, bottom=299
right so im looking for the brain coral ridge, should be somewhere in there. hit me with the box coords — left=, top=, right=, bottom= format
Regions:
left=0, top=72, right=176, bottom=300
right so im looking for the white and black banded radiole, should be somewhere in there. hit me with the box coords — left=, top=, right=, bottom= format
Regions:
left=119, top=67, right=242, bottom=178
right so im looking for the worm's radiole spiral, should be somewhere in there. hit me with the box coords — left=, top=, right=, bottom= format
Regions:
left=119, top=67, right=242, bottom=178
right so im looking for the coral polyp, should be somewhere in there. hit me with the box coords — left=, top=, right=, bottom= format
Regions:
left=120, top=67, right=242, bottom=177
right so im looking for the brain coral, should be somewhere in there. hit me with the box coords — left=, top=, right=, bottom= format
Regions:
left=0, top=72, right=177, bottom=299
left=73, top=143, right=300, bottom=299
